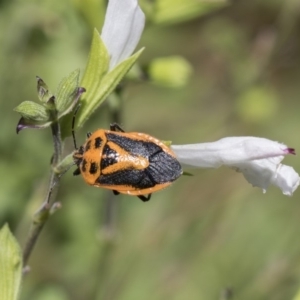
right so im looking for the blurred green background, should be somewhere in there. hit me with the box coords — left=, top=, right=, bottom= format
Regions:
left=1, top=0, right=300, bottom=299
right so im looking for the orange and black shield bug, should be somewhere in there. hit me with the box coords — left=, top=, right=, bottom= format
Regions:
left=72, top=113, right=182, bottom=201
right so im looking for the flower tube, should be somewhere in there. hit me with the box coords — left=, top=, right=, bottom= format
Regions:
left=171, top=137, right=299, bottom=195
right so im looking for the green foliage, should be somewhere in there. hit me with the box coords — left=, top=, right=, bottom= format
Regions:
left=150, top=0, right=228, bottom=24
left=74, top=29, right=144, bottom=131
left=14, top=101, right=50, bottom=122
left=55, top=69, right=80, bottom=114
left=0, top=224, right=22, bottom=300
left=14, top=72, right=84, bottom=133
left=3, top=0, right=300, bottom=300
left=36, top=77, right=54, bottom=104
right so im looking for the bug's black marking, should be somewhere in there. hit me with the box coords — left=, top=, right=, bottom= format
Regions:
left=94, top=137, right=102, bottom=149
left=98, top=169, right=154, bottom=188
left=105, top=133, right=162, bottom=158
left=98, top=134, right=182, bottom=190
left=85, top=140, right=92, bottom=151
left=87, top=132, right=92, bottom=138
left=89, top=162, right=98, bottom=174
left=148, top=151, right=182, bottom=182
left=98, top=168, right=160, bottom=192
left=101, top=144, right=119, bottom=169
left=82, top=159, right=87, bottom=172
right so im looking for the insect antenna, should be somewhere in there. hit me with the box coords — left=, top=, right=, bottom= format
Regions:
left=72, top=105, right=81, bottom=150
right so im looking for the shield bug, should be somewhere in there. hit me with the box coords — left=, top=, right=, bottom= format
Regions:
left=72, top=113, right=182, bottom=201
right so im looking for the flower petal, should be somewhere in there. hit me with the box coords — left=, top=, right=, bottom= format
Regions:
left=101, top=0, right=145, bottom=69
left=233, top=158, right=299, bottom=196
left=171, top=137, right=300, bottom=195
left=171, top=137, right=293, bottom=168
left=272, top=164, right=300, bottom=196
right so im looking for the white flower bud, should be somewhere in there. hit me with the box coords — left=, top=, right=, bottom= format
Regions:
left=101, top=0, right=145, bottom=70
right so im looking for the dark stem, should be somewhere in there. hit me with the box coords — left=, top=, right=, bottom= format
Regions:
left=22, top=120, right=62, bottom=268
left=22, top=203, right=50, bottom=266
left=51, top=120, right=62, bottom=164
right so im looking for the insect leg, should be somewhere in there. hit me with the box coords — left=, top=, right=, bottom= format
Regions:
left=73, top=168, right=81, bottom=176
left=110, top=123, right=125, bottom=132
left=138, top=194, right=151, bottom=202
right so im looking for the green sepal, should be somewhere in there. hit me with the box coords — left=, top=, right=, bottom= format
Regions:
left=36, top=76, right=53, bottom=103
left=57, top=87, right=86, bottom=121
left=76, top=47, right=144, bottom=129
left=14, top=101, right=50, bottom=122
left=152, top=0, right=228, bottom=25
left=56, top=69, right=80, bottom=113
left=0, top=224, right=22, bottom=300
left=16, top=117, right=52, bottom=134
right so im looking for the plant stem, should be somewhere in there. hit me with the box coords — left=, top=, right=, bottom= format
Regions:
left=22, top=121, right=62, bottom=268
left=51, top=120, right=62, bottom=164
left=22, top=203, right=50, bottom=266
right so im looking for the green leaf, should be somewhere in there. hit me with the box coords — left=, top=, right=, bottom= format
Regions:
left=0, top=224, right=22, bottom=300
left=153, top=0, right=228, bottom=25
left=14, top=101, right=50, bottom=122
left=76, top=47, right=144, bottom=129
left=60, top=29, right=109, bottom=136
left=60, top=29, right=144, bottom=138
left=80, top=28, right=110, bottom=105
left=56, top=69, right=80, bottom=113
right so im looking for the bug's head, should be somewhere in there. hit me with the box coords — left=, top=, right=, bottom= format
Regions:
left=72, top=145, right=85, bottom=176
left=73, top=146, right=83, bottom=175
left=73, top=145, right=84, bottom=160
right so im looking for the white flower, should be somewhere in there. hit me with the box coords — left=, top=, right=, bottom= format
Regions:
left=171, top=137, right=300, bottom=196
left=101, top=0, right=145, bottom=70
